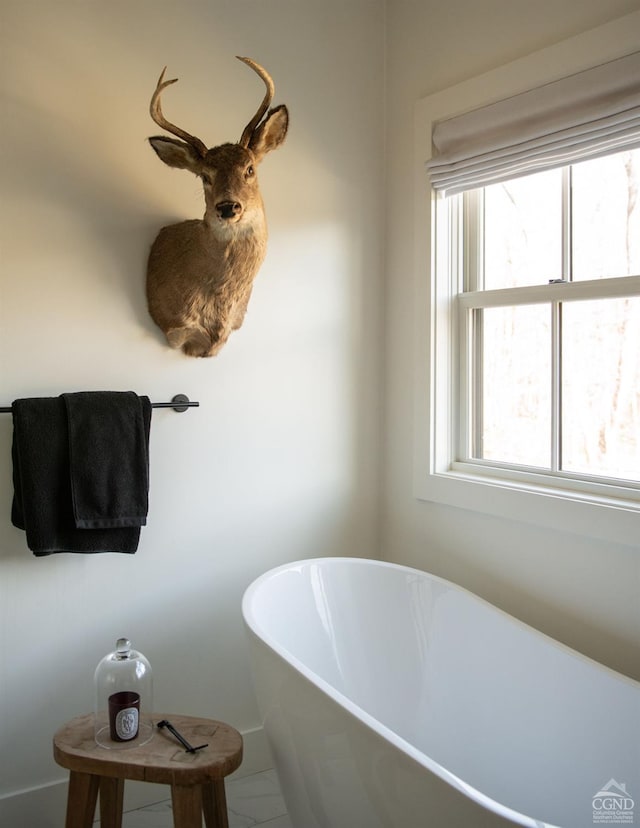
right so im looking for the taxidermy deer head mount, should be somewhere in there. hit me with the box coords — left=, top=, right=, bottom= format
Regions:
left=147, top=56, right=289, bottom=357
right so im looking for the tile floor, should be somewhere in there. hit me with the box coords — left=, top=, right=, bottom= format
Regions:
left=106, top=769, right=292, bottom=828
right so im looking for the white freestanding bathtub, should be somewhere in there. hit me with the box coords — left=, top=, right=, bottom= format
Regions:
left=242, top=557, right=639, bottom=828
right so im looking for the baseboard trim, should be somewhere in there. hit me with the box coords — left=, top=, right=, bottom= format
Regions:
left=0, top=725, right=271, bottom=826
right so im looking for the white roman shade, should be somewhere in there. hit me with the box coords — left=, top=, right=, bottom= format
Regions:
left=427, top=50, right=640, bottom=196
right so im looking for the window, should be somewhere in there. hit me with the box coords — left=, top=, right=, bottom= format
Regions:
left=459, top=151, right=640, bottom=485
left=414, top=17, right=640, bottom=544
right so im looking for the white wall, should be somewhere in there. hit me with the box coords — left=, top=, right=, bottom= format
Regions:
left=383, top=0, right=640, bottom=681
left=0, top=0, right=384, bottom=818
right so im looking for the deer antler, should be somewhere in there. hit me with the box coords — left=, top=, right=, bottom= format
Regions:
left=150, top=67, right=208, bottom=158
left=237, top=57, right=275, bottom=148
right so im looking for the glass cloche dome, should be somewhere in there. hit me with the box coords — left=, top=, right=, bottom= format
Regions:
left=94, top=638, right=153, bottom=749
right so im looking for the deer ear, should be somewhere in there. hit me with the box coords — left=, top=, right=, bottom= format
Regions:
left=249, top=105, right=289, bottom=159
left=148, top=136, right=202, bottom=172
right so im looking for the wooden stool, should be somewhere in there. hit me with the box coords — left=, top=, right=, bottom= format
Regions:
left=53, top=713, right=243, bottom=828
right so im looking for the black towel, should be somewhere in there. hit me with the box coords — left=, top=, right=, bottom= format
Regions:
left=11, top=393, right=151, bottom=556
left=63, top=391, right=151, bottom=528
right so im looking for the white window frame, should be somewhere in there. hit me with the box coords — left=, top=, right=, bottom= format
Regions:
left=413, top=12, right=640, bottom=545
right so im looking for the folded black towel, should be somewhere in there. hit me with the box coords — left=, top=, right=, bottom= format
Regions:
left=11, top=393, right=151, bottom=556
left=63, top=391, right=151, bottom=529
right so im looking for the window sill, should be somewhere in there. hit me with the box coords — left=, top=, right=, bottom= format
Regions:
left=414, top=464, right=640, bottom=546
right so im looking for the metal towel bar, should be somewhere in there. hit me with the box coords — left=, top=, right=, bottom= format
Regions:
left=0, top=393, right=199, bottom=414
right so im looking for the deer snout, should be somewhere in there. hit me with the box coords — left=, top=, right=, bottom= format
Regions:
left=216, top=201, right=243, bottom=221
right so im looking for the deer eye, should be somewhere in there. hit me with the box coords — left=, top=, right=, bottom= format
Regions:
left=245, top=165, right=255, bottom=179
left=201, top=173, right=214, bottom=186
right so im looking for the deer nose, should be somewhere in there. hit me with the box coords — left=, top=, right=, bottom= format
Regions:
left=216, top=201, right=242, bottom=220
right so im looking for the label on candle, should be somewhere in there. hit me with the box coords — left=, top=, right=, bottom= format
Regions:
left=115, top=706, right=139, bottom=740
